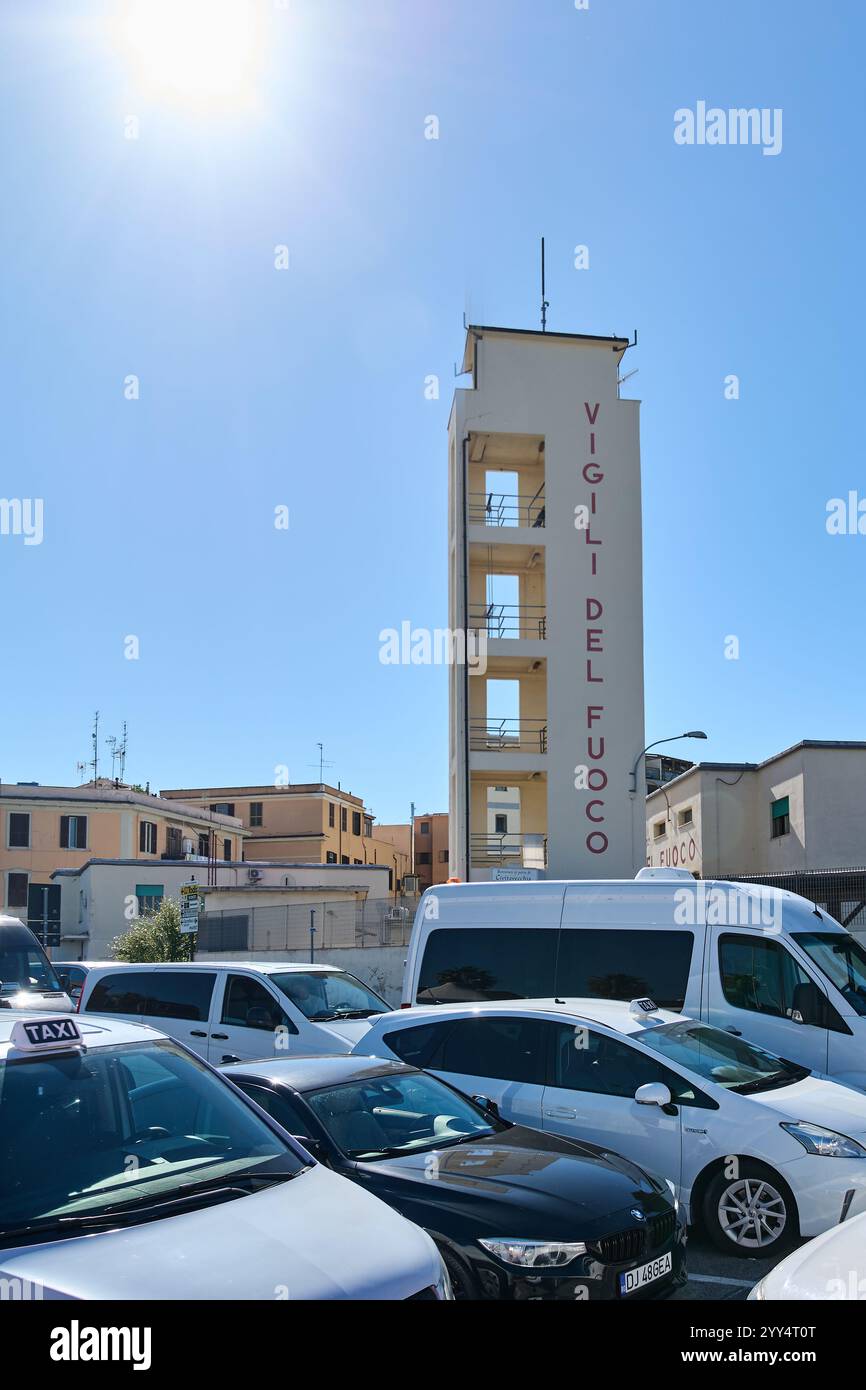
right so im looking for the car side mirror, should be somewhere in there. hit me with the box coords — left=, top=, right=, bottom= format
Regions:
left=790, top=982, right=826, bottom=1028
left=472, top=1095, right=499, bottom=1118
left=293, top=1135, right=328, bottom=1165
left=635, top=1082, right=672, bottom=1108
left=57, top=971, right=70, bottom=990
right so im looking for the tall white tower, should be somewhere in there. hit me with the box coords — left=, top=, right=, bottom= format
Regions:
left=448, top=325, right=646, bottom=881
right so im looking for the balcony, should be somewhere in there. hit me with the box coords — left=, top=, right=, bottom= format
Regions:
left=470, top=831, right=548, bottom=870
left=468, top=485, right=545, bottom=529
left=469, top=603, right=547, bottom=640
left=470, top=717, right=548, bottom=754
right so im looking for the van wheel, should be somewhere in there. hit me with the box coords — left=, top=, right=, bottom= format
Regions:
left=702, top=1161, right=798, bottom=1257
left=437, top=1245, right=480, bottom=1300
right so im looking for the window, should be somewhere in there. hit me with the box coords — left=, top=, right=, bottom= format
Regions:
left=340, top=807, right=347, bottom=833
left=363, top=816, right=373, bottom=836
left=430, top=1016, right=548, bottom=1086
left=197, top=833, right=209, bottom=858
left=771, top=796, right=790, bottom=838
left=494, top=814, right=508, bottom=835
left=86, top=971, right=216, bottom=1022
left=719, top=934, right=814, bottom=1019
left=270, top=969, right=388, bottom=1020
left=329, top=803, right=335, bottom=828
left=6, top=873, right=28, bottom=909
left=795, top=932, right=866, bottom=1018
left=223, top=839, right=232, bottom=862
left=555, top=929, right=695, bottom=1012
left=139, top=821, right=157, bottom=855
left=238, top=1083, right=312, bottom=1138
left=417, top=928, right=558, bottom=1005
left=7, top=813, right=30, bottom=849
left=652, top=819, right=666, bottom=840
left=417, top=852, right=431, bottom=866
left=135, top=884, right=164, bottom=915
left=382, top=1021, right=448, bottom=1068
left=221, top=975, right=293, bottom=1032
left=677, top=807, right=693, bottom=828
left=165, top=826, right=182, bottom=858
left=639, top=1021, right=801, bottom=1097
left=306, top=1073, right=494, bottom=1159
left=549, top=1024, right=706, bottom=1105
left=352, top=811, right=361, bottom=836
left=420, top=822, right=430, bottom=836
left=326, top=851, right=337, bottom=864
left=439, top=850, right=449, bottom=864
left=353, top=858, right=362, bottom=865
left=249, top=802, right=263, bottom=828
left=59, top=815, right=87, bottom=850
left=341, top=855, right=349, bottom=865
left=210, top=803, right=235, bottom=817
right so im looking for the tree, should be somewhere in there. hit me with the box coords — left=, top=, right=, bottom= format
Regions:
left=110, top=897, right=194, bottom=963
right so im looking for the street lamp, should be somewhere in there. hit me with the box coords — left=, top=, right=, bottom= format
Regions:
left=629, top=731, right=708, bottom=794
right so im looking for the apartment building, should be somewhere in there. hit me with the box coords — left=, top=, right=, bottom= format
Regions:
left=0, top=781, right=244, bottom=944
left=160, top=783, right=411, bottom=894
left=646, top=741, right=866, bottom=878
left=448, top=324, right=646, bottom=881
left=377, top=812, right=450, bottom=892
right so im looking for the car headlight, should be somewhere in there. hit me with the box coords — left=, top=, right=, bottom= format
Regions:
left=665, top=1178, right=680, bottom=1215
left=781, top=1122, right=866, bottom=1158
left=748, top=1279, right=766, bottom=1301
left=478, top=1238, right=587, bottom=1268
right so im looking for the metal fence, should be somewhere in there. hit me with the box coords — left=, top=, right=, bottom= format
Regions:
left=722, top=867, right=866, bottom=931
left=197, top=896, right=418, bottom=954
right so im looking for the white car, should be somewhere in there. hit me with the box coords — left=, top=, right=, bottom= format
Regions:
left=749, top=1210, right=866, bottom=1300
left=356, top=997, right=866, bottom=1257
left=0, top=1011, right=449, bottom=1300
left=77, top=960, right=392, bottom=1063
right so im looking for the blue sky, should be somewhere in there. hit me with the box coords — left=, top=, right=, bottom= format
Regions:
left=0, top=0, right=863, bottom=823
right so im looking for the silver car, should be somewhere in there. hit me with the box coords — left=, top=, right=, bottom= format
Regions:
left=0, top=1013, right=449, bottom=1300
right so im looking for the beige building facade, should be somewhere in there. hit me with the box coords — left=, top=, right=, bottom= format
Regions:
left=0, top=782, right=244, bottom=943
left=448, top=325, right=646, bottom=882
left=646, top=741, right=866, bottom=877
left=160, top=784, right=411, bottom=895
left=377, top=812, right=450, bottom=891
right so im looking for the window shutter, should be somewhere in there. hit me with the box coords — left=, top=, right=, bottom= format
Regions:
left=771, top=797, right=790, bottom=820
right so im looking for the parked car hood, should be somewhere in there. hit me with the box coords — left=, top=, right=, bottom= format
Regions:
left=0, top=1164, right=439, bottom=1300
left=354, top=1126, right=669, bottom=1232
left=751, top=1073, right=866, bottom=1139
left=751, top=1209, right=866, bottom=1300
left=312, top=1017, right=376, bottom=1050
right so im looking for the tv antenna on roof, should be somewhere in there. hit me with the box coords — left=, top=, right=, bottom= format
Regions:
left=540, top=237, right=550, bottom=332
left=309, top=742, right=335, bottom=784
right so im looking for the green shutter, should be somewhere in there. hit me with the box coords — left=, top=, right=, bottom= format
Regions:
left=771, top=796, right=790, bottom=820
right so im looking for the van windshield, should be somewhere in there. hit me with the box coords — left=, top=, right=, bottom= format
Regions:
left=638, top=1022, right=808, bottom=1094
left=794, top=933, right=866, bottom=1017
left=0, top=932, right=63, bottom=999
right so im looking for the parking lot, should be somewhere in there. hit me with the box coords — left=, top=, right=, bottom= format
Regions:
left=674, top=1230, right=790, bottom=1301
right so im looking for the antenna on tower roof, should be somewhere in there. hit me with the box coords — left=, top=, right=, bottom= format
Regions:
left=540, top=237, right=550, bottom=332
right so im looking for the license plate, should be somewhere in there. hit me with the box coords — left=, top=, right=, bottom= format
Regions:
left=618, top=1251, right=672, bottom=1295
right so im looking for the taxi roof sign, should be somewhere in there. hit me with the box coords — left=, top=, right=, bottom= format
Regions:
left=10, top=1016, right=85, bottom=1055
left=628, top=997, right=660, bottom=1019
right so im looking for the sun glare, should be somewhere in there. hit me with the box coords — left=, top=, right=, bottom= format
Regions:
left=122, top=0, right=265, bottom=105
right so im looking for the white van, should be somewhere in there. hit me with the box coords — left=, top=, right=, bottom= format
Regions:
left=403, top=869, right=866, bottom=1090
left=78, top=961, right=392, bottom=1063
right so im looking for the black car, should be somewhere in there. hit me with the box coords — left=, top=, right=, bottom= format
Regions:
left=223, top=1054, right=686, bottom=1300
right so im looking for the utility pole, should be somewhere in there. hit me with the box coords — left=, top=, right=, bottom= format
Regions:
left=410, top=801, right=416, bottom=876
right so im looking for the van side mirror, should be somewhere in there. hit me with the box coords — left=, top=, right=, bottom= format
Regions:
left=635, top=1082, right=672, bottom=1108
left=790, top=982, right=826, bottom=1028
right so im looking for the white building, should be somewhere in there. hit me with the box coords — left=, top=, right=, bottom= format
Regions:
left=448, top=325, right=646, bottom=880
left=51, top=858, right=398, bottom=959
left=646, top=740, right=866, bottom=879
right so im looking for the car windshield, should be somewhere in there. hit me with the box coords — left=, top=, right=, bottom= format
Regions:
left=271, top=970, right=390, bottom=1021
left=305, top=1071, right=497, bottom=1160
left=794, top=932, right=866, bottom=1017
left=0, top=940, right=63, bottom=997
left=0, top=1039, right=304, bottom=1245
left=638, top=1021, right=807, bottom=1094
